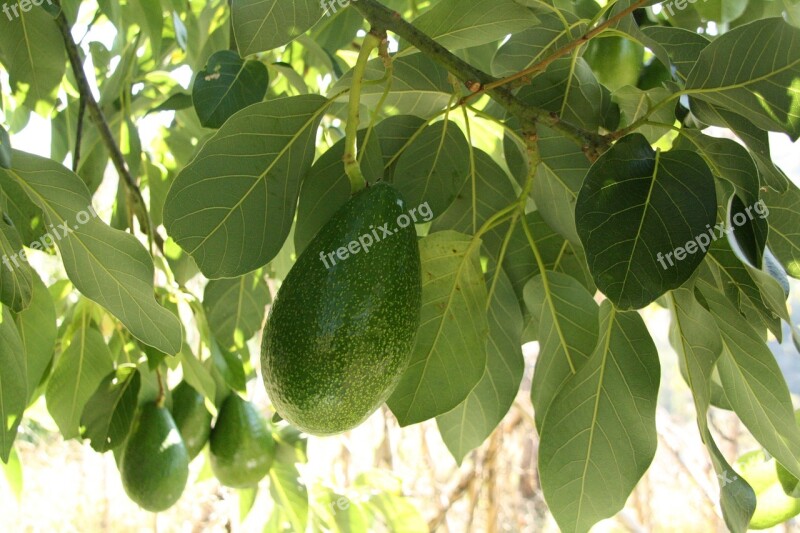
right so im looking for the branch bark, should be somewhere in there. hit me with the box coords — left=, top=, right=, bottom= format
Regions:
left=350, top=0, right=607, bottom=154
left=53, top=7, right=163, bottom=252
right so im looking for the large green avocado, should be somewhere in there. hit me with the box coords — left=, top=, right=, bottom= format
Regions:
left=170, top=380, right=213, bottom=459
left=119, top=402, right=189, bottom=512
left=261, top=182, right=421, bottom=436
left=209, top=394, right=275, bottom=488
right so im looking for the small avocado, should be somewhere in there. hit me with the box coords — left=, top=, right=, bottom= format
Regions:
left=170, top=380, right=213, bottom=459
left=261, top=182, right=421, bottom=435
left=119, top=402, right=189, bottom=512
left=583, top=36, right=644, bottom=91
left=209, top=394, right=275, bottom=488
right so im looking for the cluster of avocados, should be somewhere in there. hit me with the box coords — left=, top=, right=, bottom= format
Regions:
left=118, top=381, right=275, bottom=512
left=261, top=181, right=422, bottom=436
left=117, top=181, right=421, bottom=511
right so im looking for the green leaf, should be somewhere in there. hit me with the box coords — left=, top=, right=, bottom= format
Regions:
left=669, top=288, right=756, bottom=533
left=332, top=55, right=451, bottom=118
left=210, top=340, right=247, bottom=393
left=0, top=176, right=44, bottom=245
left=705, top=237, right=785, bottom=340
left=163, top=94, right=329, bottom=278
left=232, top=0, right=323, bottom=56
left=431, top=148, right=517, bottom=235
left=127, top=0, right=163, bottom=57
left=269, top=457, right=309, bottom=533
left=388, top=231, right=488, bottom=425
left=392, top=120, right=470, bottom=217
left=612, top=86, right=674, bottom=143
left=727, top=194, right=768, bottom=269
left=675, top=131, right=760, bottom=206
left=688, top=99, right=791, bottom=194
left=436, top=270, right=523, bottom=463
left=491, top=10, right=584, bottom=77
left=700, top=283, right=800, bottom=481
left=294, top=130, right=384, bottom=255
left=530, top=124, right=592, bottom=244
left=486, top=211, right=594, bottom=310
left=0, top=306, right=25, bottom=462
left=13, top=273, right=56, bottom=402
left=203, top=271, right=270, bottom=350
left=239, top=486, right=258, bottom=522
left=45, top=327, right=113, bottom=440
left=404, top=0, right=538, bottom=53
left=179, top=345, right=216, bottom=405
left=695, top=0, right=749, bottom=23
left=516, top=57, right=604, bottom=132
left=0, top=124, right=10, bottom=169
left=0, top=152, right=182, bottom=354
left=0, top=215, right=32, bottom=312
left=314, top=489, right=369, bottom=532
left=0, top=6, right=65, bottom=109
left=608, top=0, right=672, bottom=69
left=80, top=365, right=141, bottom=452
left=1, top=446, right=22, bottom=497
left=148, top=92, right=193, bottom=115
left=192, top=50, right=269, bottom=129
left=526, top=271, right=599, bottom=431
left=640, top=26, right=710, bottom=82
left=575, top=134, right=717, bottom=309
left=539, top=302, right=660, bottom=533
left=685, top=18, right=800, bottom=140
left=376, top=115, right=427, bottom=173
left=763, top=185, right=800, bottom=278
left=366, top=491, right=427, bottom=532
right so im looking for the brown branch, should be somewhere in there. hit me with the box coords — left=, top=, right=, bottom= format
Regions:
left=473, top=0, right=650, bottom=98
left=53, top=6, right=163, bottom=253
left=72, top=95, right=85, bottom=172
left=351, top=0, right=606, bottom=153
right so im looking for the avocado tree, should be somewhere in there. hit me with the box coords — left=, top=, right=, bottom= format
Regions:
left=1, top=0, right=800, bottom=530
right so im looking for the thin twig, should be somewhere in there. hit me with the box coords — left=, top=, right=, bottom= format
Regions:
left=72, top=95, right=85, bottom=172
left=228, top=0, right=237, bottom=51
left=427, top=457, right=480, bottom=531
left=472, top=0, right=650, bottom=98
left=351, top=0, right=607, bottom=155
left=53, top=4, right=163, bottom=253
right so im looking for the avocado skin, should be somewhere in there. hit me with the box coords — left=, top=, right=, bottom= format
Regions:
left=209, top=394, right=275, bottom=488
left=261, top=182, right=421, bottom=436
left=170, top=380, right=213, bottom=459
left=120, top=402, right=189, bottom=512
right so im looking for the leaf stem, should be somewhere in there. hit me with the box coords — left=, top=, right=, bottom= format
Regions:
left=155, top=367, right=165, bottom=407
left=344, top=31, right=384, bottom=193
left=358, top=38, right=393, bottom=165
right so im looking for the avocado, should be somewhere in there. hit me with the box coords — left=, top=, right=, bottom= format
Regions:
left=119, top=402, right=189, bottom=512
left=170, top=380, right=213, bottom=459
left=209, top=394, right=275, bottom=488
left=261, top=182, right=421, bottom=436
left=583, top=36, right=644, bottom=91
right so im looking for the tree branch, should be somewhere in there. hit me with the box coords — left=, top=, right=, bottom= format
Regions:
left=54, top=7, right=163, bottom=253
left=350, top=0, right=607, bottom=154
left=475, top=0, right=650, bottom=97
left=72, top=95, right=85, bottom=172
